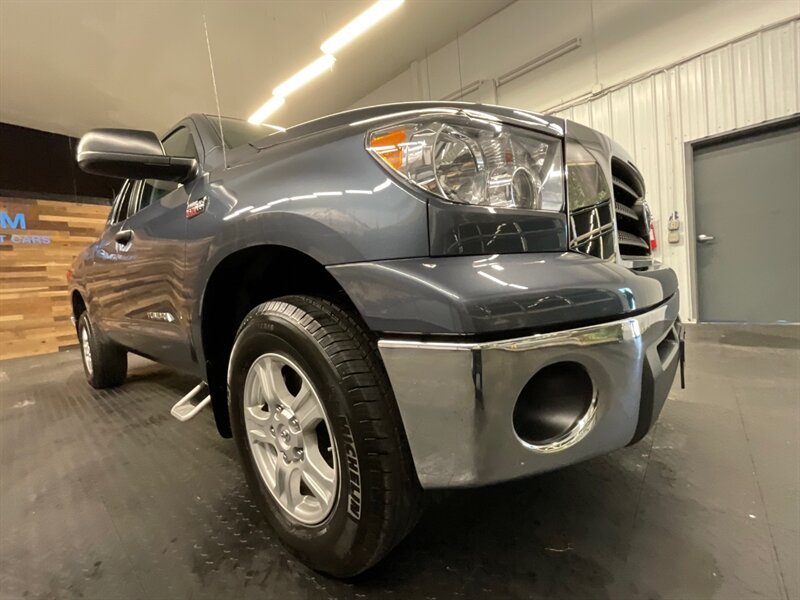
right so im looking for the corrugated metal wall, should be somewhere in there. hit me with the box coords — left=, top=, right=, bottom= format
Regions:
left=554, top=19, right=799, bottom=321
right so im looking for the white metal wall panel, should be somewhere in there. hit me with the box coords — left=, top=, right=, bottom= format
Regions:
left=630, top=78, right=661, bottom=260
left=679, top=58, right=708, bottom=143
left=571, top=103, right=592, bottom=128
left=732, top=35, right=767, bottom=128
left=703, top=48, right=736, bottom=134
left=590, top=95, right=612, bottom=137
left=652, top=70, right=677, bottom=269
left=553, top=19, right=800, bottom=320
left=609, top=87, right=636, bottom=155
left=763, top=23, right=798, bottom=119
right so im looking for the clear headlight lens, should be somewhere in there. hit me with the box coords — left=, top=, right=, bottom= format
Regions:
left=367, top=119, right=564, bottom=211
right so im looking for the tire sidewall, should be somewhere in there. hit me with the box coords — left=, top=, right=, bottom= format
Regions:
left=229, top=307, right=371, bottom=575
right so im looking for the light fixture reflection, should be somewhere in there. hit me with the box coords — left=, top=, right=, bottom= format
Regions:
left=373, top=179, right=392, bottom=192
left=223, top=206, right=254, bottom=221
left=252, top=198, right=290, bottom=213
left=477, top=270, right=528, bottom=290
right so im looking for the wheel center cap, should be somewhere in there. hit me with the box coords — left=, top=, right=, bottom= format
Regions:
left=273, top=408, right=302, bottom=457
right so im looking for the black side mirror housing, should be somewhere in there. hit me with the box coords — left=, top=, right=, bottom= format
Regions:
left=76, top=128, right=198, bottom=182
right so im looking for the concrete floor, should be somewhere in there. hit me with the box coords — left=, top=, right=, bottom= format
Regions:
left=0, top=324, right=798, bottom=600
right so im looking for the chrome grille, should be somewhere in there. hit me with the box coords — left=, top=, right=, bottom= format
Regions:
left=611, top=158, right=652, bottom=258
left=568, top=201, right=615, bottom=259
left=566, top=145, right=652, bottom=262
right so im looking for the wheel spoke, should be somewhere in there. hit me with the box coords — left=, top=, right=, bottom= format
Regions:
left=244, top=406, right=273, bottom=444
left=274, top=459, right=301, bottom=508
left=294, top=386, right=324, bottom=431
left=254, top=362, right=272, bottom=405
left=259, top=359, right=295, bottom=407
left=302, top=442, right=335, bottom=508
left=260, top=446, right=278, bottom=488
left=286, top=381, right=311, bottom=411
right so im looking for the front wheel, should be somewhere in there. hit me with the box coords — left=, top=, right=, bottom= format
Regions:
left=229, top=296, right=422, bottom=577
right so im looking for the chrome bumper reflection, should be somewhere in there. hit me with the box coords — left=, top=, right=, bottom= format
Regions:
left=379, top=294, right=681, bottom=488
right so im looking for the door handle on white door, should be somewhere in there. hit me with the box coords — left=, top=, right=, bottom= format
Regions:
left=697, top=234, right=716, bottom=243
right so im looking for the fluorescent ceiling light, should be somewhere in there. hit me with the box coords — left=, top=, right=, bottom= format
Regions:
left=247, top=1, right=403, bottom=125
left=321, top=0, right=404, bottom=55
left=248, top=95, right=285, bottom=124
left=273, top=54, right=336, bottom=98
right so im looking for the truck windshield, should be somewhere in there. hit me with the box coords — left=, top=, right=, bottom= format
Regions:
left=206, top=116, right=281, bottom=149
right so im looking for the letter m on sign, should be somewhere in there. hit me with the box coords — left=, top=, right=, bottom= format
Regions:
left=0, top=212, right=26, bottom=230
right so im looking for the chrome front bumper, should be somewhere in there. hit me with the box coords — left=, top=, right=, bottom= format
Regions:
left=378, top=294, right=682, bottom=488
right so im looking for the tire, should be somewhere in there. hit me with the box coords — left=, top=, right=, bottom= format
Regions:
left=77, top=311, right=127, bottom=389
left=229, top=295, right=422, bottom=577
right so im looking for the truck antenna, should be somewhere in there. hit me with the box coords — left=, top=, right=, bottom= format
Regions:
left=203, top=13, right=227, bottom=170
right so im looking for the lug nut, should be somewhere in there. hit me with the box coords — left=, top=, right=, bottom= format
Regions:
left=269, top=426, right=275, bottom=436
left=295, top=449, right=304, bottom=460
left=290, top=418, right=299, bottom=429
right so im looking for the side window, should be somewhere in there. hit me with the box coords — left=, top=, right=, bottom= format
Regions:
left=162, top=127, right=199, bottom=159
left=135, top=127, right=199, bottom=214
left=110, top=180, right=133, bottom=224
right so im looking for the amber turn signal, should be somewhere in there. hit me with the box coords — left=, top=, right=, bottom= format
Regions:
left=368, top=127, right=407, bottom=171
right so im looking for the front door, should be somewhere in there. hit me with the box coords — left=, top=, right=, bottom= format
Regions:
left=86, top=180, right=136, bottom=328
left=98, top=125, right=204, bottom=372
left=693, top=122, right=800, bottom=323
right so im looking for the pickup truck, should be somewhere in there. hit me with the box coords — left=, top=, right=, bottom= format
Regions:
left=71, top=102, right=683, bottom=577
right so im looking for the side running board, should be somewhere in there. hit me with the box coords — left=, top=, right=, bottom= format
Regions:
left=170, top=382, right=211, bottom=422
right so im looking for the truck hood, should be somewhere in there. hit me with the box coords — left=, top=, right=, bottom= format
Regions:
left=250, top=101, right=566, bottom=152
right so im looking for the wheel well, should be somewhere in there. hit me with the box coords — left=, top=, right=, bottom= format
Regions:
left=200, top=245, right=354, bottom=437
left=71, top=291, right=87, bottom=325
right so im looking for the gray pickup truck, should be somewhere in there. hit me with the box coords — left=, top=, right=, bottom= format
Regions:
left=70, top=102, right=683, bottom=577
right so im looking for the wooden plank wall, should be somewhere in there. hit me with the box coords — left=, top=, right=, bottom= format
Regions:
left=0, top=197, right=109, bottom=360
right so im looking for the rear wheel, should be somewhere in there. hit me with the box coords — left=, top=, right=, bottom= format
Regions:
left=77, top=312, right=127, bottom=389
left=229, top=295, right=422, bottom=577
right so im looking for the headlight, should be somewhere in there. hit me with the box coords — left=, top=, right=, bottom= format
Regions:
left=366, top=118, right=564, bottom=211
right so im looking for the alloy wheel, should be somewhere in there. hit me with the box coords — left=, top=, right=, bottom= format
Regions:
left=243, top=353, right=338, bottom=525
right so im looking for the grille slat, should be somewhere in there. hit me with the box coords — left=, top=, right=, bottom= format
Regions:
left=612, top=159, right=652, bottom=259
left=614, top=203, right=638, bottom=222
left=617, top=231, right=651, bottom=251
left=611, top=177, right=641, bottom=205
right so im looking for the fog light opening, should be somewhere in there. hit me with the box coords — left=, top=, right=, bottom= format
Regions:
left=513, top=361, right=596, bottom=451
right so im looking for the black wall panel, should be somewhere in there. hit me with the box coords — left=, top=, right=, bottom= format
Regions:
left=0, top=122, right=122, bottom=204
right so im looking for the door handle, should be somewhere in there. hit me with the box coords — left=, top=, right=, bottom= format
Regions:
left=697, top=234, right=715, bottom=243
left=115, top=229, right=133, bottom=244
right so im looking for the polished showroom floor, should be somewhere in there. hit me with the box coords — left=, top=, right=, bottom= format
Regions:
left=0, top=324, right=798, bottom=600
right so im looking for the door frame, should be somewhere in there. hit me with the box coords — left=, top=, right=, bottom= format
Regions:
left=683, top=113, right=800, bottom=323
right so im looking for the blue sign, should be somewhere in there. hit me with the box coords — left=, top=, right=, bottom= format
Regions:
left=0, top=210, right=51, bottom=245
left=0, top=211, right=26, bottom=230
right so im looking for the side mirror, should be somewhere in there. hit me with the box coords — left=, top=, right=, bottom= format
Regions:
left=76, top=128, right=198, bottom=182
